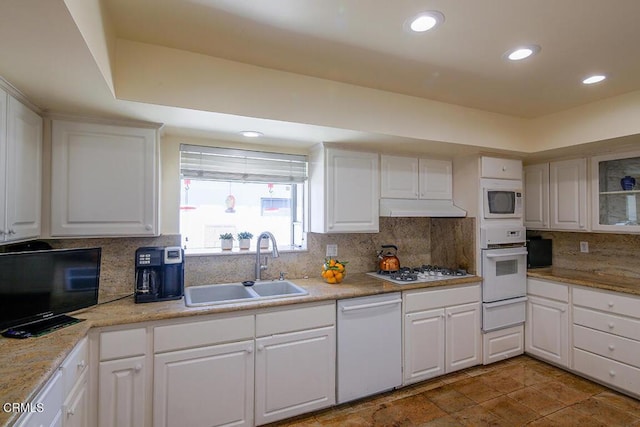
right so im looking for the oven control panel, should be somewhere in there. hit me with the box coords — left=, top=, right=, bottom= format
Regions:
left=481, top=225, right=526, bottom=247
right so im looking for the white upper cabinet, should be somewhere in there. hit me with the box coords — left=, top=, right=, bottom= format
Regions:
left=381, top=155, right=452, bottom=200
left=591, top=151, right=640, bottom=233
left=381, top=155, right=419, bottom=199
left=481, top=156, right=522, bottom=180
left=309, top=146, right=379, bottom=233
left=0, top=89, right=43, bottom=243
left=51, top=120, right=159, bottom=237
left=549, top=158, right=588, bottom=231
left=524, top=163, right=549, bottom=229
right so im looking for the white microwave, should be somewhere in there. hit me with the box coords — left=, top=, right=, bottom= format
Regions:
left=483, top=188, right=523, bottom=219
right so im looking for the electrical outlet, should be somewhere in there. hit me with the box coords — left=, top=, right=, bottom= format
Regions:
left=326, top=244, right=338, bottom=257
left=580, top=241, right=589, bottom=253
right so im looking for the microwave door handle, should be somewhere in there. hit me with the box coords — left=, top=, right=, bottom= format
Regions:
left=485, top=250, right=528, bottom=259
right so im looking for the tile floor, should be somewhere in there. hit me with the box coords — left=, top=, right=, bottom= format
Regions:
left=269, top=356, right=640, bottom=426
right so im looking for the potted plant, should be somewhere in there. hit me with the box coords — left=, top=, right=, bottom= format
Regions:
left=219, top=233, right=233, bottom=250
left=237, top=231, right=253, bottom=250
left=260, top=235, right=270, bottom=250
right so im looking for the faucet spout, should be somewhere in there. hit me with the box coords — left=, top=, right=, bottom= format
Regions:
left=255, top=231, right=279, bottom=281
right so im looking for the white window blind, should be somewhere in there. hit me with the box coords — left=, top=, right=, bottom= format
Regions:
left=180, top=144, right=308, bottom=183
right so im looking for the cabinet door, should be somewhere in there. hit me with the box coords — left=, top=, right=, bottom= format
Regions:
left=525, top=296, right=569, bottom=367
left=419, top=159, right=452, bottom=200
left=524, top=163, right=549, bottom=229
left=63, top=373, right=88, bottom=427
left=4, top=95, right=42, bottom=242
left=380, top=155, right=419, bottom=199
left=549, top=158, right=588, bottom=231
left=154, top=340, right=254, bottom=427
left=325, top=148, right=379, bottom=233
left=446, top=302, right=481, bottom=372
left=255, top=326, right=336, bottom=425
left=51, top=120, right=158, bottom=236
left=98, top=356, right=147, bottom=427
left=403, top=308, right=445, bottom=384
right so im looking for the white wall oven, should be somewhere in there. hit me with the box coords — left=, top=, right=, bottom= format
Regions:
left=481, top=179, right=523, bottom=220
left=480, top=226, right=527, bottom=332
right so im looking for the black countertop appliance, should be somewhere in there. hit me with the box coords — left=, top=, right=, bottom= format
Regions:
left=526, top=238, right=552, bottom=269
left=135, top=246, right=184, bottom=303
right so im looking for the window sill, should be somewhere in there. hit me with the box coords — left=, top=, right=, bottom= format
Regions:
left=184, top=245, right=308, bottom=257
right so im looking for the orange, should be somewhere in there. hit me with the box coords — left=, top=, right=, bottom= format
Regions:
left=326, top=276, right=337, bottom=284
left=335, top=263, right=344, bottom=272
left=329, top=259, right=336, bottom=267
left=324, top=269, right=334, bottom=278
left=334, top=272, right=343, bottom=282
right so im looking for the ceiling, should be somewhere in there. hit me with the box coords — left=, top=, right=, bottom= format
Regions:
left=1, top=0, right=640, bottom=156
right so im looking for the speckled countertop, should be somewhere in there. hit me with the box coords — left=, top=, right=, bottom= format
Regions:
left=0, top=273, right=480, bottom=427
left=527, top=267, right=640, bottom=296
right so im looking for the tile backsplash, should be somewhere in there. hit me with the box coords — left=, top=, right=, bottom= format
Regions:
left=33, top=217, right=475, bottom=298
left=527, top=230, right=640, bottom=279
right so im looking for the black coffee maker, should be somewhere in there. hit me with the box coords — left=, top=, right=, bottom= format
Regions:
left=134, top=246, right=184, bottom=303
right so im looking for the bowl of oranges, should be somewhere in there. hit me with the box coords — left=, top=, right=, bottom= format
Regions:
left=321, top=258, right=347, bottom=284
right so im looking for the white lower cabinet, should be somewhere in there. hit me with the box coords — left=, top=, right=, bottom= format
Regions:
left=98, top=356, right=148, bottom=427
left=572, top=286, right=640, bottom=397
left=154, top=340, right=254, bottom=427
left=525, top=279, right=570, bottom=367
left=255, top=303, right=336, bottom=425
left=403, top=284, right=481, bottom=385
left=14, top=371, right=63, bottom=427
left=62, top=372, right=89, bottom=427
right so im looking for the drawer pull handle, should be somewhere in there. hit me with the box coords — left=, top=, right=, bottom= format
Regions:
left=608, top=344, right=615, bottom=351
left=134, top=364, right=142, bottom=372
left=608, top=322, right=615, bottom=329
left=608, top=302, right=614, bottom=308
left=609, top=370, right=616, bottom=377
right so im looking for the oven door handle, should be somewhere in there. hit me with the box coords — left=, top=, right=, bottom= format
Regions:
left=485, top=250, right=527, bottom=259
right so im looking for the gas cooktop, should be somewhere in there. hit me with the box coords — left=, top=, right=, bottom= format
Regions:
left=367, top=266, right=474, bottom=285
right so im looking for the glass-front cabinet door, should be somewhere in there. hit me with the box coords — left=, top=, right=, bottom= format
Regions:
left=591, top=151, right=640, bottom=232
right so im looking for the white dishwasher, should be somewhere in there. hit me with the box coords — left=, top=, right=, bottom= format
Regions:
left=337, top=292, right=402, bottom=403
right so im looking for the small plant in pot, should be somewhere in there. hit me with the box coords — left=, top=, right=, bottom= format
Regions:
left=219, top=233, right=234, bottom=250
left=237, top=231, right=253, bottom=250
left=260, top=235, right=270, bottom=250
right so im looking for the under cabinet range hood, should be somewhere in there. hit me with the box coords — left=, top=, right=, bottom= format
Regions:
left=379, top=198, right=467, bottom=218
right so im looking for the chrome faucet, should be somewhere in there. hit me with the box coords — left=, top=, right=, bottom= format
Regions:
left=255, top=231, right=279, bottom=281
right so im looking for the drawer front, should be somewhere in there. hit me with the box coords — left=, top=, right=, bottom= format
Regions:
left=15, top=370, right=63, bottom=427
left=257, top=302, right=335, bottom=337
left=482, top=297, right=526, bottom=332
left=61, top=336, right=88, bottom=397
left=527, top=279, right=569, bottom=302
left=573, top=287, right=640, bottom=319
left=573, top=306, right=640, bottom=341
left=154, top=314, right=254, bottom=353
left=100, top=328, right=147, bottom=360
left=404, top=284, right=480, bottom=313
left=573, top=325, right=640, bottom=368
left=574, top=348, right=640, bottom=397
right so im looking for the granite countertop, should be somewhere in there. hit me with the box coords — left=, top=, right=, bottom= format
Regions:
left=0, top=273, right=480, bottom=427
left=527, top=267, right=640, bottom=296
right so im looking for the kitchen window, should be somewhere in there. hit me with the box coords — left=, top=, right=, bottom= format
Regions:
left=179, top=144, right=307, bottom=252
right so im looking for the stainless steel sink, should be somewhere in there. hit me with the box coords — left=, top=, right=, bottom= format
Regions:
left=184, top=280, right=308, bottom=307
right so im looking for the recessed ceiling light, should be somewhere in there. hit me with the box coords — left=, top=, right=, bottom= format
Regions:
left=406, top=11, right=445, bottom=33
left=240, top=131, right=263, bottom=138
left=504, top=45, right=541, bottom=61
left=582, top=75, right=606, bottom=85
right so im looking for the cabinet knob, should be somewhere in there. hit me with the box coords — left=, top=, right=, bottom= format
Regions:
left=608, top=322, right=615, bottom=329
left=258, top=344, right=264, bottom=351
left=447, top=313, right=452, bottom=318
left=8, top=229, right=15, bottom=235
left=608, top=344, right=615, bottom=351
left=67, top=408, right=75, bottom=416
left=609, top=370, right=616, bottom=377
left=560, top=308, right=566, bottom=313
left=145, top=224, right=152, bottom=231
left=134, top=364, right=142, bottom=372
left=246, top=347, right=253, bottom=354
left=608, top=301, right=614, bottom=308
left=502, top=166, right=507, bottom=171
left=77, top=360, right=86, bottom=370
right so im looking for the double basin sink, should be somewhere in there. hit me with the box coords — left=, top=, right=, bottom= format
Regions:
left=185, top=280, right=308, bottom=307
